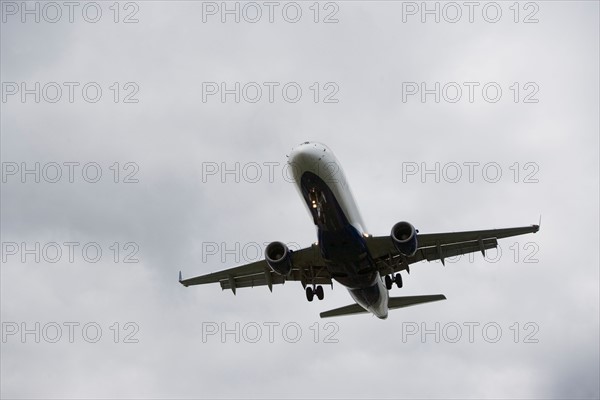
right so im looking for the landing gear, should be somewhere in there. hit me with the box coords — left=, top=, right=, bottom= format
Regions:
left=315, top=285, right=324, bottom=300
left=306, top=285, right=324, bottom=302
left=306, top=286, right=314, bottom=302
left=385, top=273, right=403, bottom=290
left=309, top=189, right=327, bottom=225
left=316, top=208, right=326, bottom=225
left=385, top=275, right=393, bottom=290
left=395, top=273, right=403, bottom=288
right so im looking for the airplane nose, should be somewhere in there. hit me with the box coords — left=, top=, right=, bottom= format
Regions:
left=289, top=146, right=310, bottom=163
left=288, top=142, right=316, bottom=164
left=289, top=141, right=327, bottom=159
left=288, top=142, right=325, bottom=184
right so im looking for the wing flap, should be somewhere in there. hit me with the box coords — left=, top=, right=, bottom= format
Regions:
left=219, top=273, right=284, bottom=290
left=419, top=238, right=498, bottom=263
left=220, top=273, right=331, bottom=290
left=179, top=260, right=268, bottom=287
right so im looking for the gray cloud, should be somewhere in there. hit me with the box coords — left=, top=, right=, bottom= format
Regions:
left=1, top=1, right=598, bottom=399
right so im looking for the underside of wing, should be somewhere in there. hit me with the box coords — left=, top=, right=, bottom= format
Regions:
left=179, top=259, right=268, bottom=287
left=179, top=244, right=330, bottom=293
left=218, top=269, right=332, bottom=291
left=417, top=225, right=539, bottom=248
left=367, top=223, right=539, bottom=275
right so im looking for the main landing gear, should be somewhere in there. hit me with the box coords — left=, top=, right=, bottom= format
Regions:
left=306, top=285, right=324, bottom=302
left=385, top=273, right=403, bottom=290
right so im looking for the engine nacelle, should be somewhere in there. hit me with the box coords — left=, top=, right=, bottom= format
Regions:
left=265, top=241, right=293, bottom=276
left=391, top=221, right=418, bottom=256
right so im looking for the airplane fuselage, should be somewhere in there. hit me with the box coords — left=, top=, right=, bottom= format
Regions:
left=288, top=142, right=389, bottom=319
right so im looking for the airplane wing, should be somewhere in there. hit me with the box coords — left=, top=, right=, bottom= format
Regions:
left=181, top=224, right=539, bottom=292
left=366, top=224, right=540, bottom=275
left=179, top=244, right=331, bottom=294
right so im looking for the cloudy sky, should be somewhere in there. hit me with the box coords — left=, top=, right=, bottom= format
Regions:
left=1, top=1, right=598, bottom=399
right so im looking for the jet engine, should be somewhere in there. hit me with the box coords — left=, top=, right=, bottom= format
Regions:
left=265, top=241, right=293, bottom=276
left=391, top=221, right=418, bottom=256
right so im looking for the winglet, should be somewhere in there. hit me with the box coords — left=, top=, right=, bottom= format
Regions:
left=179, top=270, right=189, bottom=287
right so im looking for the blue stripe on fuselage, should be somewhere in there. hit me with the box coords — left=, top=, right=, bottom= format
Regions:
left=300, top=171, right=378, bottom=289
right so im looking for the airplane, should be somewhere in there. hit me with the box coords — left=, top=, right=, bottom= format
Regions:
left=180, top=142, right=540, bottom=319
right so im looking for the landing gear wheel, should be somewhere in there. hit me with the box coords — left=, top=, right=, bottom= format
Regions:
left=395, top=273, right=403, bottom=288
left=306, top=286, right=314, bottom=302
left=315, top=285, right=324, bottom=300
left=385, top=275, right=393, bottom=290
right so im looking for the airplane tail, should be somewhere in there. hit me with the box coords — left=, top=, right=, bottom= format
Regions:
left=319, top=294, right=446, bottom=318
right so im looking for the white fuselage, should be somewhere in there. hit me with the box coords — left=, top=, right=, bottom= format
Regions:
left=288, top=142, right=389, bottom=319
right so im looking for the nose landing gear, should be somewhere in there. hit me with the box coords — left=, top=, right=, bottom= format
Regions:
left=385, top=273, right=403, bottom=290
left=308, top=189, right=327, bottom=225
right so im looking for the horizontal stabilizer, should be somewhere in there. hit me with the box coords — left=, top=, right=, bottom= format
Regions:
left=320, top=303, right=368, bottom=318
left=320, top=294, right=446, bottom=318
left=389, top=294, right=446, bottom=309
